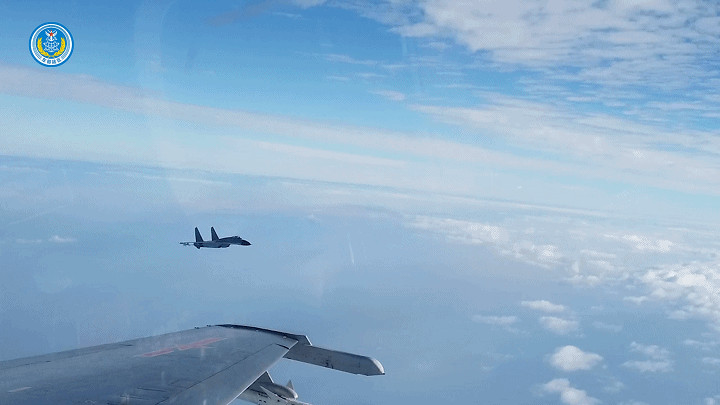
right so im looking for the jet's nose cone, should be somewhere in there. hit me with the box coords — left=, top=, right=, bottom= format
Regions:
left=241, top=240, right=251, bottom=246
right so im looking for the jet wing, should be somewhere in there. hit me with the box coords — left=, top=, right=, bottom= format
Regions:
left=0, top=325, right=298, bottom=405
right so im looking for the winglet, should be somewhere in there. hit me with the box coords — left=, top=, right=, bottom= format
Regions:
left=211, top=227, right=220, bottom=241
left=216, top=324, right=384, bottom=376
left=195, top=227, right=203, bottom=243
left=284, top=345, right=385, bottom=376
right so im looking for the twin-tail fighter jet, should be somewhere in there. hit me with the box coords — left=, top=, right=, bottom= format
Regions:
left=181, top=227, right=251, bottom=249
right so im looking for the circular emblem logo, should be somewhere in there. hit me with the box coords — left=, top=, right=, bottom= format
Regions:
left=29, top=22, right=73, bottom=67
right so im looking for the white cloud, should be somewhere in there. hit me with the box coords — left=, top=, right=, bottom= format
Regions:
left=634, top=262, right=720, bottom=330
left=323, top=53, right=378, bottom=66
left=521, top=300, right=565, bottom=313
left=291, top=0, right=326, bottom=8
left=623, top=296, right=649, bottom=304
left=505, top=241, right=564, bottom=267
left=472, top=315, right=518, bottom=326
left=15, top=238, right=43, bottom=244
left=386, top=0, right=717, bottom=94
left=5, top=65, right=615, bottom=208
left=540, top=316, right=579, bottom=335
left=370, top=89, right=407, bottom=102
left=706, top=396, right=720, bottom=405
left=48, top=235, right=76, bottom=243
left=702, top=357, right=720, bottom=366
left=542, top=378, right=599, bottom=405
left=549, top=346, right=603, bottom=372
left=605, top=233, right=675, bottom=253
left=410, top=216, right=508, bottom=245
left=412, top=99, right=720, bottom=197
left=407, top=216, right=567, bottom=269
left=623, top=342, right=673, bottom=373
left=684, top=339, right=720, bottom=351
left=337, top=1, right=720, bottom=203
left=623, top=359, right=673, bottom=373
left=629, top=342, right=670, bottom=360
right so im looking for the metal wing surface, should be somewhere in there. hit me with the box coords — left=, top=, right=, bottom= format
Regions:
left=0, top=325, right=298, bottom=405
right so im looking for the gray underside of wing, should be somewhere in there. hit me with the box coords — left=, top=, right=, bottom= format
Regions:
left=0, top=326, right=298, bottom=405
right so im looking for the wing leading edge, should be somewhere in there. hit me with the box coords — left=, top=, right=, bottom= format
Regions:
left=0, top=324, right=383, bottom=405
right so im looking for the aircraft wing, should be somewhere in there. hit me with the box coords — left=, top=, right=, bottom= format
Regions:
left=0, top=324, right=383, bottom=405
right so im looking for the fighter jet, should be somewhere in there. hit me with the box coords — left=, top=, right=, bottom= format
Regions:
left=180, top=227, right=251, bottom=249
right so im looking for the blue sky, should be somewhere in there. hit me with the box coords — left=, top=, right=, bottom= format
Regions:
left=2, top=1, right=720, bottom=404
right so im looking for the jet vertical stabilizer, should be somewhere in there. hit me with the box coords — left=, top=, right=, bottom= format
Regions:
left=211, top=227, right=220, bottom=241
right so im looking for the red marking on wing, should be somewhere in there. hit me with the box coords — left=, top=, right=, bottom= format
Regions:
left=138, top=337, right=227, bottom=357
left=140, top=348, right=175, bottom=358
left=177, top=337, right=226, bottom=351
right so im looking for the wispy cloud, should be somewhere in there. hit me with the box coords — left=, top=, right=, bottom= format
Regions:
left=706, top=396, right=720, bottom=405
left=684, top=339, right=720, bottom=351
left=323, top=53, right=379, bottom=66
left=623, top=359, right=673, bottom=373
left=629, top=342, right=671, bottom=360
left=412, top=98, right=720, bottom=196
left=472, top=315, right=518, bottom=327
left=370, top=89, right=407, bottom=102
left=1, top=64, right=596, bottom=205
left=15, top=238, right=43, bottom=244
left=383, top=0, right=720, bottom=96
left=604, top=233, right=675, bottom=253
left=623, top=342, right=673, bottom=373
left=407, top=215, right=569, bottom=268
left=410, top=216, right=508, bottom=245
left=48, top=235, right=76, bottom=243
left=702, top=357, right=720, bottom=367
